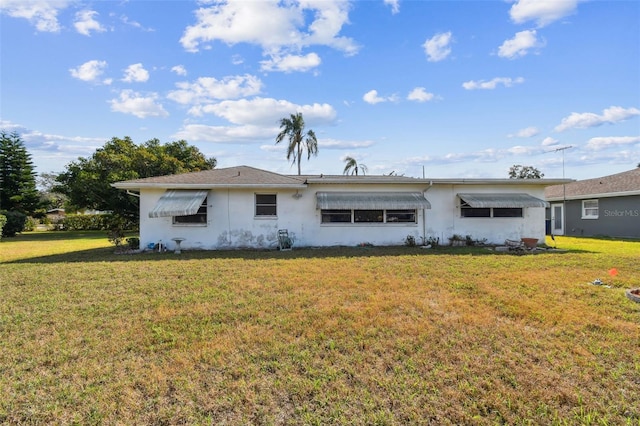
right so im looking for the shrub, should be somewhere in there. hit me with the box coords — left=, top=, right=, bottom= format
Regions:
left=126, top=237, right=140, bottom=250
left=24, top=216, right=37, bottom=232
left=62, top=214, right=138, bottom=232
left=0, top=210, right=27, bottom=237
left=404, top=235, right=416, bottom=247
left=0, top=214, right=6, bottom=240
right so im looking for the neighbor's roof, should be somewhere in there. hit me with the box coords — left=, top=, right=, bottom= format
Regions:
left=545, top=168, right=640, bottom=200
left=112, top=166, right=307, bottom=189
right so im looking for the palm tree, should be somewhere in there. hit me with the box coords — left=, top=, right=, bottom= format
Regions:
left=343, top=156, right=368, bottom=176
left=275, top=113, right=318, bottom=175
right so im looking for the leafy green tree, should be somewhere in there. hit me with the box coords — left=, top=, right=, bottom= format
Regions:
left=275, top=112, right=318, bottom=175
left=343, top=156, right=368, bottom=176
left=37, top=172, right=67, bottom=211
left=0, top=131, right=40, bottom=214
left=55, top=137, right=216, bottom=219
left=508, top=164, right=544, bottom=179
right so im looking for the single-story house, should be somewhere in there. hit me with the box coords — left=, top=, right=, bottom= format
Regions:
left=545, top=168, right=640, bottom=238
left=112, top=165, right=570, bottom=250
left=46, top=208, right=65, bottom=221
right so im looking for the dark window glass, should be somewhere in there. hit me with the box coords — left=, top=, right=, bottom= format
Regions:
left=386, top=210, right=416, bottom=223
left=321, top=209, right=352, bottom=223
left=173, top=198, right=207, bottom=224
left=493, top=208, right=523, bottom=218
left=461, top=207, right=491, bottom=218
left=256, top=194, right=277, bottom=216
left=354, top=210, right=383, bottom=223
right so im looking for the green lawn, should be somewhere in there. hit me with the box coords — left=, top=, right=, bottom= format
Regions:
left=1, top=232, right=639, bottom=425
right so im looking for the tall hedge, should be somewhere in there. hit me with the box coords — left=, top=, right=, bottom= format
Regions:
left=0, top=214, right=6, bottom=240
left=0, top=210, right=27, bottom=237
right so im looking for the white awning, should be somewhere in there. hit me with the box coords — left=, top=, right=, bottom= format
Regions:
left=316, top=192, right=431, bottom=210
left=149, top=189, right=208, bottom=218
left=458, top=193, right=549, bottom=208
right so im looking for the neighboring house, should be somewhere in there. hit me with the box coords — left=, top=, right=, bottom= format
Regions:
left=545, top=168, right=640, bottom=239
left=46, top=208, right=65, bottom=222
left=112, top=165, right=569, bottom=250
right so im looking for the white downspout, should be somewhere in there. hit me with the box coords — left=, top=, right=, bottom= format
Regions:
left=423, top=181, right=433, bottom=244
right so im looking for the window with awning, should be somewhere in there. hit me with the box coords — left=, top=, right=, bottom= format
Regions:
left=458, top=193, right=548, bottom=219
left=317, top=192, right=429, bottom=225
left=149, top=189, right=209, bottom=218
left=316, top=192, right=431, bottom=210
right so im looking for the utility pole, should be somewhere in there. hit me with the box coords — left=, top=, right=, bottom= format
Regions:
left=552, top=145, right=573, bottom=235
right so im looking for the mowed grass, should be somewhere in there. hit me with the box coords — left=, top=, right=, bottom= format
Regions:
left=1, top=232, right=639, bottom=425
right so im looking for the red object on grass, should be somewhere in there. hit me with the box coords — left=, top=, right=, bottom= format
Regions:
left=608, top=268, right=618, bottom=277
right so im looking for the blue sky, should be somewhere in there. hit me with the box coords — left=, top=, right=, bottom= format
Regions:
left=1, top=0, right=638, bottom=180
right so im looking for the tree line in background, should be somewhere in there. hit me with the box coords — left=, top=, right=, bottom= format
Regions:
left=0, top=132, right=216, bottom=238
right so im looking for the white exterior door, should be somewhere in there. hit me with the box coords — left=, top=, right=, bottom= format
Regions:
left=551, top=203, right=564, bottom=235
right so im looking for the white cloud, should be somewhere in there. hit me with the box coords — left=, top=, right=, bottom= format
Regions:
left=462, top=77, right=524, bottom=90
left=179, top=0, right=358, bottom=61
left=167, top=74, right=263, bottom=105
left=508, top=126, right=539, bottom=138
left=194, top=97, right=337, bottom=126
left=407, top=87, right=435, bottom=102
left=384, top=0, right=400, bottom=14
left=0, top=0, right=70, bottom=32
left=69, top=60, right=109, bottom=84
left=498, top=30, right=542, bottom=59
left=585, top=136, right=640, bottom=151
left=74, top=10, right=105, bottom=36
left=319, top=138, right=375, bottom=149
left=171, top=65, right=187, bottom=76
left=108, top=90, right=168, bottom=118
left=260, top=52, right=321, bottom=73
left=423, top=31, right=452, bottom=62
left=363, top=89, right=398, bottom=104
left=174, top=124, right=270, bottom=144
left=541, top=136, right=559, bottom=146
left=509, top=0, right=580, bottom=27
left=555, top=106, right=640, bottom=132
left=122, top=63, right=150, bottom=83
left=120, top=15, right=154, bottom=32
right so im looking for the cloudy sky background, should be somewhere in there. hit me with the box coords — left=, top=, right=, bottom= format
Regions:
left=1, top=0, right=638, bottom=180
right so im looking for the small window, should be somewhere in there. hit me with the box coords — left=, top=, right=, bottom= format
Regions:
left=582, top=199, right=599, bottom=219
left=461, top=207, right=491, bottom=218
left=493, top=208, right=523, bottom=218
left=255, top=194, right=277, bottom=216
left=386, top=210, right=416, bottom=223
left=354, top=210, right=383, bottom=223
left=321, top=209, right=352, bottom=223
left=173, top=198, right=207, bottom=224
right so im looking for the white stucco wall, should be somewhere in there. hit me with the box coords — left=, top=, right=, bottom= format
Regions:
left=423, top=183, right=548, bottom=245
left=138, top=182, right=548, bottom=250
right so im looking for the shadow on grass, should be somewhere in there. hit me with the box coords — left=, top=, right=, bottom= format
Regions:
left=4, top=243, right=586, bottom=264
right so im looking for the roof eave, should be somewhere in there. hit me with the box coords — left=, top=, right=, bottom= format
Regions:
left=112, top=183, right=308, bottom=190
left=546, top=190, right=640, bottom=201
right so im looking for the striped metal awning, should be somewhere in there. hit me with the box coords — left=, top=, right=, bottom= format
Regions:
left=149, top=189, right=208, bottom=218
left=458, top=193, right=548, bottom=208
left=316, top=192, right=431, bottom=210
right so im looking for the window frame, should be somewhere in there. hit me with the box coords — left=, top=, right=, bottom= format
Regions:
left=320, top=208, right=417, bottom=224
left=321, top=209, right=352, bottom=223
left=582, top=199, right=599, bottom=219
left=460, top=201, right=523, bottom=218
left=173, top=197, right=208, bottom=225
left=255, top=193, right=277, bottom=217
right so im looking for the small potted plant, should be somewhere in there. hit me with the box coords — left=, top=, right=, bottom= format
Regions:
left=520, top=237, right=538, bottom=249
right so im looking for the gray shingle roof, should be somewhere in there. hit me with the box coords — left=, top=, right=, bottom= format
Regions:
left=545, top=168, right=640, bottom=200
left=113, top=165, right=307, bottom=189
